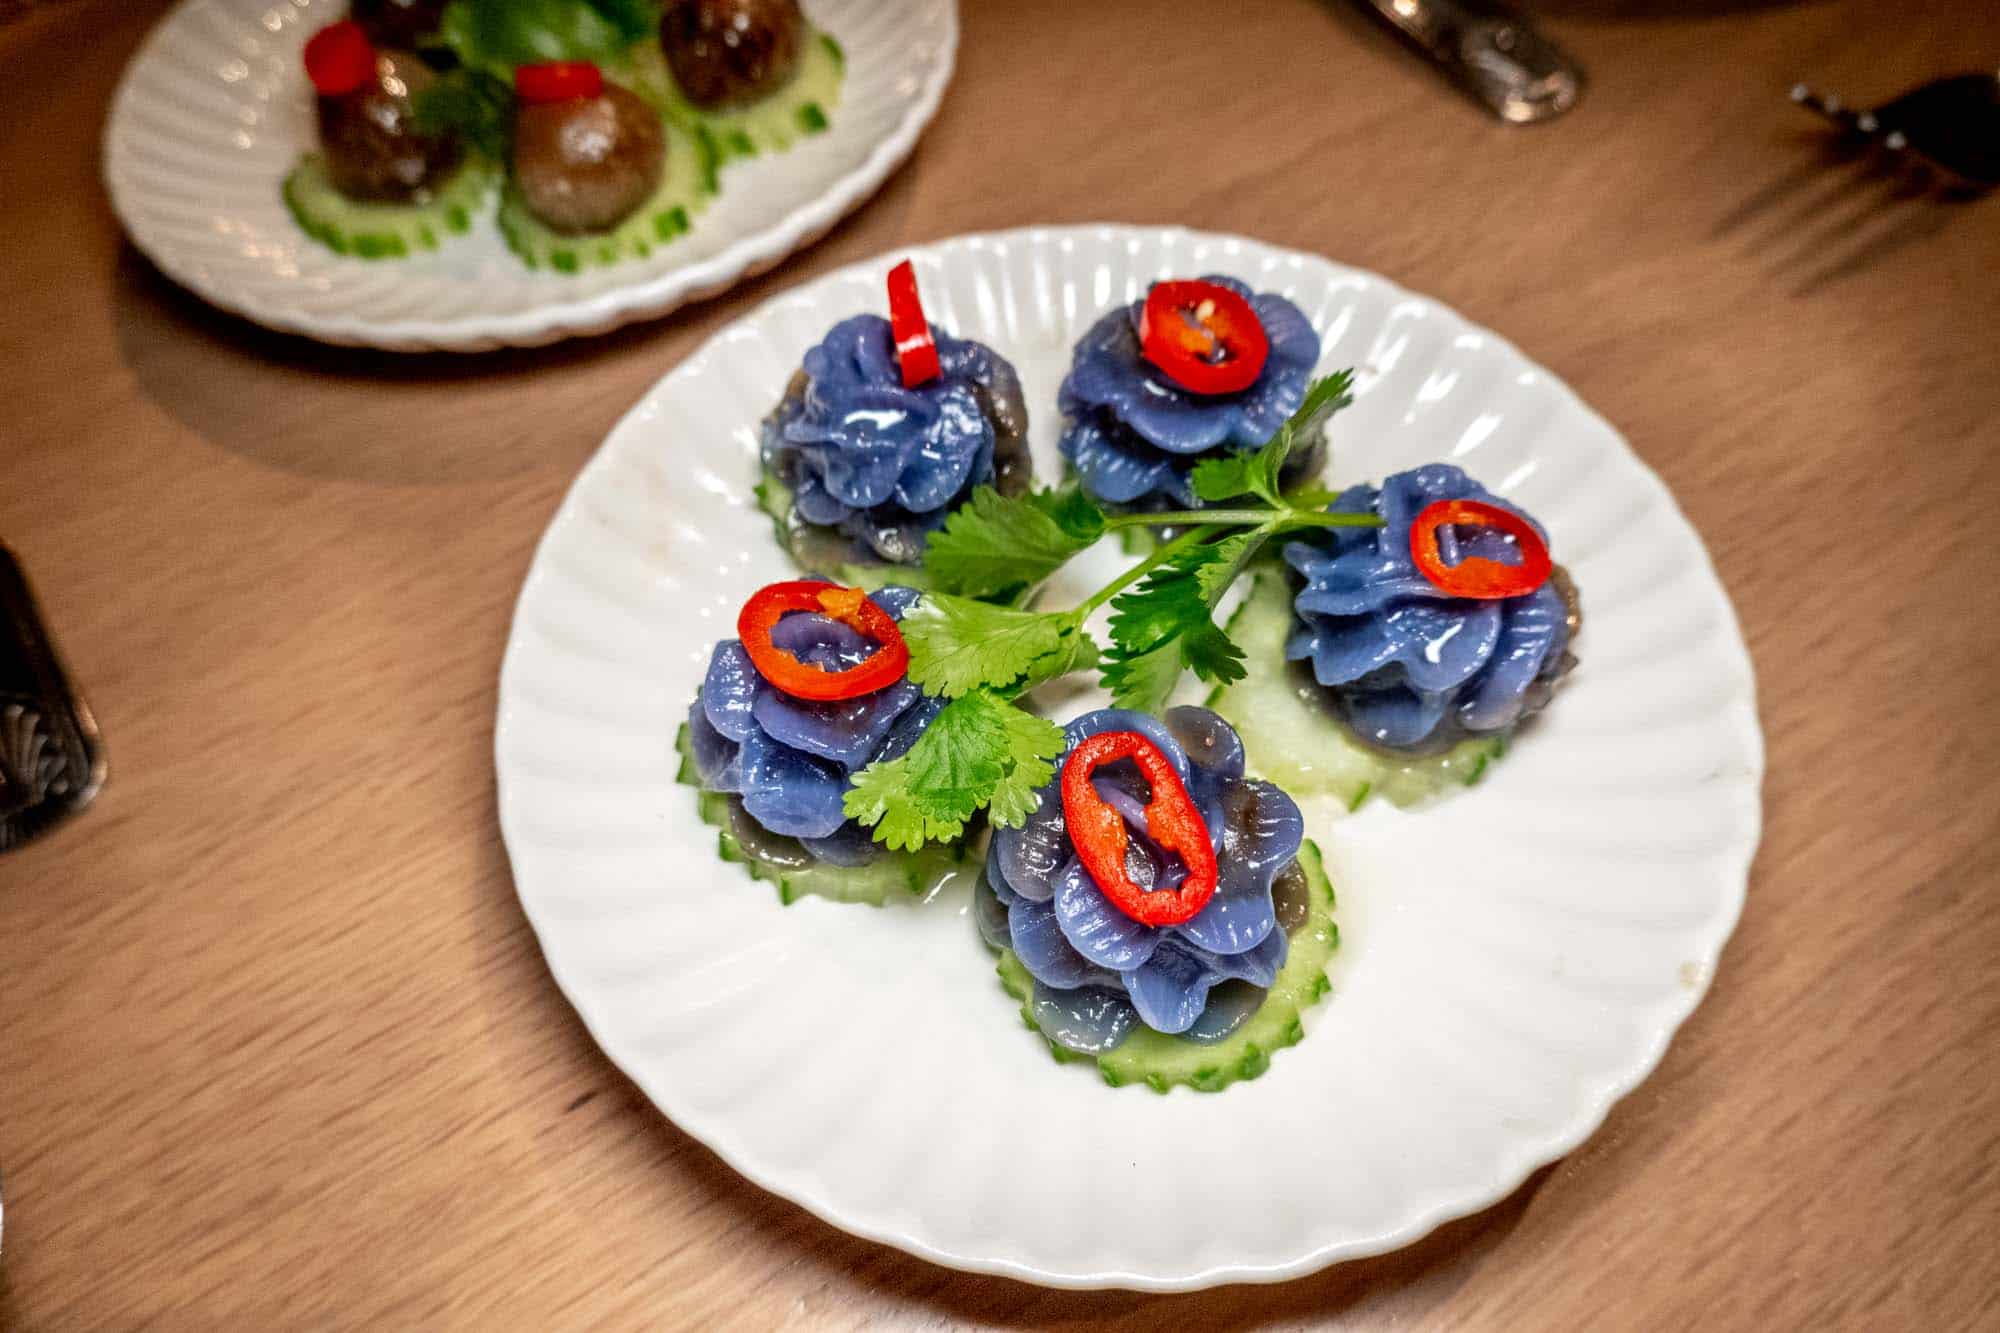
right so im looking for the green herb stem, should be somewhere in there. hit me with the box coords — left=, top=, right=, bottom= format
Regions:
left=1102, top=508, right=1383, bottom=531
left=1073, top=524, right=1221, bottom=619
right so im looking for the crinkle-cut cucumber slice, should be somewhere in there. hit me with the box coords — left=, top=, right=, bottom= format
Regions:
left=633, top=29, right=844, bottom=164
left=283, top=154, right=494, bottom=259
left=753, top=470, right=936, bottom=593
left=496, top=118, right=715, bottom=272
left=996, top=839, right=1339, bottom=1093
left=1207, top=565, right=1506, bottom=810
left=674, top=724, right=966, bottom=905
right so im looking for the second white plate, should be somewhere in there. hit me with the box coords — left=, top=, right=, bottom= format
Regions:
left=495, top=225, right=1762, bottom=1290
left=104, top=0, right=955, bottom=351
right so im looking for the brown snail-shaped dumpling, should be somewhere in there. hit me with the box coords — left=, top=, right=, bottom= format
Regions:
left=317, top=48, right=461, bottom=203
left=511, top=82, right=667, bottom=235
left=659, top=0, right=804, bottom=109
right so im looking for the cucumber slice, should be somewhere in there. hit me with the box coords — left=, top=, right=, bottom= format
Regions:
left=995, top=839, right=1339, bottom=1092
left=496, top=118, right=715, bottom=272
left=675, top=723, right=967, bottom=905
left=1207, top=565, right=1506, bottom=810
left=282, top=154, right=494, bottom=259
left=633, top=29, right=845, bottom=165
left=752, top=469, right=935, bottom=592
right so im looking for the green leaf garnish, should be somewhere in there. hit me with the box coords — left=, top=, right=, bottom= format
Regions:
left=1191, top=369, right=1355, bottom=505
left=842, top=690, right=1065, bottom=850
left=901, top=595, right=1096, bottom=699
left=411, top=68, right=515, bottom=162
left=922, top=486, right=1106, bottom=598
left=1192, top=530, right=1266, bottom=603
left=438, top=0, right=658, bottom=74
left=1102, top=539, right=1250, bottom=698
left=1100, top=639, right=1184, bottom=714
left=837, top=371, right=1384, bottom=849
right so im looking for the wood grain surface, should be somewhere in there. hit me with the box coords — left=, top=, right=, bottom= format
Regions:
left=3, top=0, right=1997, bottom=1327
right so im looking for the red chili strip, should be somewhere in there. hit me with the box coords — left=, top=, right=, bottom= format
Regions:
left=514, top=61, right=605, bottom=105
left=1408, top=499, right=1553, bottom=600
left=886, top=259, right=941, bottom=388
left=1060, top=731, right=1219, bottom=927
left=304, top=21, right=376, bottom=97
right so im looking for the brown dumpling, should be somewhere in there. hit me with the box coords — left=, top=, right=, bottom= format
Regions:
left=660, top=0, right=804, bottom=109
left=511, top=84, right=666, bottom=235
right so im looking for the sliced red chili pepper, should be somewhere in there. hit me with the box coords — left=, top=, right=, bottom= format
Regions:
left=736, top=580, right=910, bottom=701
left=303, top=20, right=376, bottom=97
left=1060, top=731, right=1219, bottom=928
left=514, top=61, right=605, bottom=105
left=1138, top=279, right=1270, bottom=396
left=886, top=259, right=941, bottom=389
left=1409, top=499, right=1553, bottom=600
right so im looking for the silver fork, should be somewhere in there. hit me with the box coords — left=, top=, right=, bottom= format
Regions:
left=1707, top=70, right=1995, bottom=295
left=1790, top=71, right=2000, bottom=191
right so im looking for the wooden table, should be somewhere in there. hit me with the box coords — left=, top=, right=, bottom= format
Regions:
left=4, top=0, right=1997, bottom=1326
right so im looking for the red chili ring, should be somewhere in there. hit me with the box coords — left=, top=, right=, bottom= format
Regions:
left=1138, top=279, right=1270, bottom=396
left=736, top=581, right=910, bottom=701
left=1060, top=731, right=1219, bottom=927
left=886, top=259, right=942, bottom=388
left=1409, top=499, right=1553, bottom=600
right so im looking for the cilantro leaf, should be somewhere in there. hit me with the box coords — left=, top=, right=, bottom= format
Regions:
left=412, top=68, right=514, bottom=162
left=901, top=595, right=1093, bottom=698
left=1188, top=444, right=1275, bottom=508
left=1030, top=485, right=1107, bottom=542
left=1191, top=370, right=1356, bottom=505
left=439, top=0, right=657, bottom=74
left=842, top=691, right=1065, bottom=850
left=1101, top=539, right=1250, bottom=698
left=1100, top=639, right=1184, bottom=713
left=1193, top=531, right=1265, bottom=603
left=1178, top=614, right=1247, bottom=686
left=1287, top=367, right=1357, bottom=442
left=1104, top=546, right=1212, bottom=656
left=1028, top=621, right=1101, bottom=688
left=922, top=486, right=1106, bottom=598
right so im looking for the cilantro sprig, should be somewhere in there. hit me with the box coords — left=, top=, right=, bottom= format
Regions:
left=921, top=485, right=1105, bottom=601
left=843, top=371, right=1383, bottom=849
left=1187, top=371, right=1354, bottom=507
left=899, top=595, right=1099, bottom=699
left=840, top=690, right=1066, bottom=851
left=411, top=67, right=515, bottom=162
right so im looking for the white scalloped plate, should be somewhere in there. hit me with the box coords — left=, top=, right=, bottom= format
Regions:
left=495, top=226, right=1762, bottom=1290
left=103, top=0, right=955, bottom=351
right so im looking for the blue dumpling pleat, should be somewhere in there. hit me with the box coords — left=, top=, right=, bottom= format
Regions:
left=752, top=678, right=921, bottom=771
left=1054, top=276, right=1323, bottom=509
left=1284, top=464, right=1572, bottom=751
left=736, top=726, right=850, bottom=840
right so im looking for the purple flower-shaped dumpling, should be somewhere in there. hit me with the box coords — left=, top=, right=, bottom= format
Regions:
left=978, top=707, right=1306, bottom=1045
left=1282, top=464, right=1577, bottom=753
left=762, top=314, right=1031, bottom=566
left=684, top=584, right=944, bottom=863
left=1057, top=276, right=1321, bottom=510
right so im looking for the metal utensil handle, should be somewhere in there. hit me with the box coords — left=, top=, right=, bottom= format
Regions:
left=1356, top=0, right=1584, bottom=124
